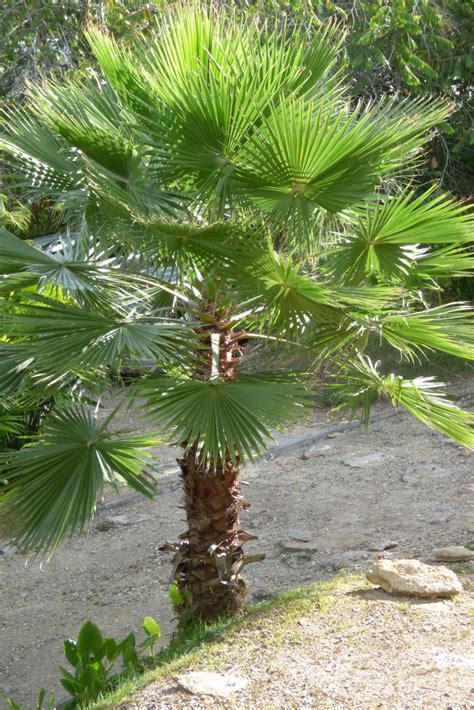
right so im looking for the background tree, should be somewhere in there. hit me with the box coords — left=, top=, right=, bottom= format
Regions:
left=2, top=1, right=472, bottom=203
left=0, top=4, right=473, bottom=621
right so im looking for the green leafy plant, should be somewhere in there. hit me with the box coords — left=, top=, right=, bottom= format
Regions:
left=5, top=615, right=161, bottom=709
left=59, top=620, right=139, bottom=707
left=7, top=689, right=55, bottom=710
left=0, top=4, right=473, bottom=626
left=141, top=616, right=161, bottom=656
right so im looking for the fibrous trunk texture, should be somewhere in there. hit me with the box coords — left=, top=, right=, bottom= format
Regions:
left=165, top=320, right=263, bottom=622
left=172, top=448, right=257, bottom=621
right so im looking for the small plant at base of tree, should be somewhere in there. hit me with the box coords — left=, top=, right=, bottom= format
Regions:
left=6, top=616, right=161, bottom=709
left=7, top=689, right=55, bottom=710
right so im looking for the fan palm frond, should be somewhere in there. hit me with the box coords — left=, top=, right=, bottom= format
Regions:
left=30, top=80, right=135, bottom=179
left=243, top=250, right=400, bottom=334
left=3, top=294, right=195, bottom=380
left=139, top=372, right=309, bottom=462
left=380, top=303, right=474, bottom=362
left=331, top=356, right=474, bottom=448
left=0, top=110, right=82, bottom=199
left=87, top=6, right=342, bottom=214
left=0, top=342, right=35, bottom=397
left=329, top=188, right=473, bottom=284
left=412, top=244, right=474, bottom=281
left=0, top=405, right=157, bottom=553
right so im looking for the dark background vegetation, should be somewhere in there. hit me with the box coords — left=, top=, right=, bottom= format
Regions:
left=1, top=0, right=473, bottom=295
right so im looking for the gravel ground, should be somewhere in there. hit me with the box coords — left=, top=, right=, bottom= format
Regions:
left=0, top=386, right=473, bottom=708
left=120, top=574, right=474, bottom=709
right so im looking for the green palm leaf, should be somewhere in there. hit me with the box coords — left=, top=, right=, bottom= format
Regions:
left=0, top=342, right=35, bottom=397
left=0, top=110, right=81, bottom=198
left=85, top=7, right=341, bottom=212
left=0, top=227, right=110, bottom=297
left=234, top=97, right=450, bottom=235
left=380, top=304, right=474, bottom=361
left=331, top=356, right=474, bottom=448
left=0, top=406, right=157, bottom=553
left=0, top=226, right=183, bottom=305
left=124, top=218, right=252, bottom=269
left=30, top=80, right=135, bottom=179
left=139, top=372, right=309, bottom=462
left=3, top=294, right=194, bottom=379
left=244, top=251, right=399, bottom=334
left=329, top=188, right=473, bottom=284
left=412, top=244, right=474, bottom=281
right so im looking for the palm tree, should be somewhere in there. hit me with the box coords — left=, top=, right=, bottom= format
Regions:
left=1, top=4, right=473, bottom=621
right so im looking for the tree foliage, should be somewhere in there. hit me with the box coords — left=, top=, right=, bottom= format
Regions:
left=0, top=5, right=473, bottom=562
left=2, top=0, right=472, bottom=197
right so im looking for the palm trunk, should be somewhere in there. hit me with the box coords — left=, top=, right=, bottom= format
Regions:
left=166, top=321, right=263, bottom=622
left=173, top=449, right=249, bottom=620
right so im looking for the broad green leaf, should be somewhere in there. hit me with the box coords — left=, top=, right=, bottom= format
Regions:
left=63, top=639, right=79, bottom=668
left=77, top=621, right=103, bottom=657
left=142, top=616, right=160, bottom=638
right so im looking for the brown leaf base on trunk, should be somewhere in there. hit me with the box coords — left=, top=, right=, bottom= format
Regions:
left=167, top=448, right=264, bottom=622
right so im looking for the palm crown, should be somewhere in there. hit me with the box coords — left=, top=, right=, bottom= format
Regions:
left=1, top=4, right=473, bottom=619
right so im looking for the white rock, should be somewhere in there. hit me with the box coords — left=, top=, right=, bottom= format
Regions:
left=367, top=540, right=399, bottom=552
left=434, top=546, right=474, bottom=562
left=366, top=559, right=462, bottom=598
left=287, top=528, right=313, bottom=542
left=105, top=514, right=132, bottom=526
left=431, top=649, right=474, bottom=670
left=0, top=544, right=16, bottom=556
left=302, top=444, right=331, bottom=459
left=343, top=452, right=391, bottom=468
left=176, top=671, right=248, bottom=698
left=104, top=514, right=150, bottom=526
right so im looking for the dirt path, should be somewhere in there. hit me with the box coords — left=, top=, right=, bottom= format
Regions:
left=0, top=389, right=473, bottom=708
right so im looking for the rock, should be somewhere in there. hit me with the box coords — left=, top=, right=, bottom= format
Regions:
left=301, top=444, right=331, bottom=460
left=287, top=528, right=313, bottom=542
left=343, top=452, right=392, bottom=468
left=0, top=544, right=16, bottom=556
left=326, top=431, right=342, bottom=438
left=280, top=540, right=318, bottom=553
left=434, top=546, right=474, bottom=562
left=281, top=528, right=317, bottom=552
left=366, top=559, right=462, bottom=598
left=419, top=464, right=452, bottom=478
left=367, top=540, right=399, bottom=552
left=176, top=671, right=248, bottom=698
left=431, top=649, right=474, bottom=670
left=102, top=514, right=151, bottom=528
left=105, top=514, right=133, bottom=526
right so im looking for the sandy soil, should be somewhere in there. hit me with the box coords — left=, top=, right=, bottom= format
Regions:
left=0, top=386, right=473, bottom=708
